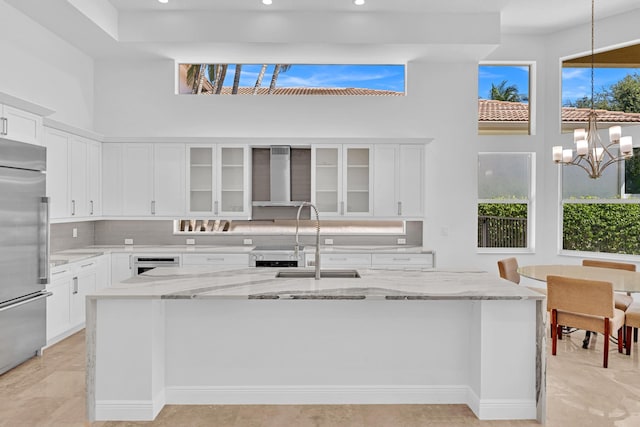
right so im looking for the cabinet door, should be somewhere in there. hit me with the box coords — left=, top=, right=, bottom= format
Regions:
left=398, top=145, right=424, bottom=217
left=46, top=270, right=72, bottom=342
left=70, top=261, right=97, bottom=327
left=87, top=140, right=102, bottom=217
left=154, top=144, right=186, bottom=216
left=111, top=253, right=133, bottom=284
left=182, top=253, right=249, bottom=266
left=373, top=145, right=399, bottom=217
left=217, top=145, right=250, bottom=217
left=102, top=143, right=123, bottom=215
left=45, top=128, right=70, bottom=219
left=343, top=146, right=372, bottom=216
left=122, top=144, right=154, bottom=215
left=69, top=137, right=88, bottom=217
left=187, top=145, right=216, bottom=215
left=1, top=105, right=42, bottom=146
left=319, top=253, right=371, bottom=267
left=312, top=145, right=342, bottom=216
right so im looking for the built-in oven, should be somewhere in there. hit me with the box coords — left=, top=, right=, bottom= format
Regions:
left=249, top=245, right=304, bottom=267
left=133, top=255, right=181, bottom=275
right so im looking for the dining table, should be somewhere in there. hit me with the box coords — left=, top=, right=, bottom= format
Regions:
left=518, top=264, right=640, bottom=348
left=518, top=264, right=640, bottom=293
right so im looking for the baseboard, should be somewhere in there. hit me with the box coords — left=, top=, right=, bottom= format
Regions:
left=467, top=389, right=536, bottom=420
left=165, top=384, right=470, bottom=405
left=95, top=389, right=165, bottom=421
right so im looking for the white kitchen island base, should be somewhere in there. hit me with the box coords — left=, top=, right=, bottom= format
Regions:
left=86, top=268, right=544, bottom=423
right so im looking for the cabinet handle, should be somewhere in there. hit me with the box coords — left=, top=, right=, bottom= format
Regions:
left=329, top=257, right=348, bottom=261
left=1, top=117, right=7, bottom=135
left=393, top=257, right=411, bottom=261
left=397, top=201, right=402, bottom=216
left=72, top=277, right=79, bottom=295
left=340, top=201, right=344, bottom=215
left=151, top=200, right=156, bottom=215
left=81, top=262, right=94, bottom=268
left=51, top=269, right=68, bottom=276
left=206, top=257, right=225, bottom=262
left=71, top=200, right=76, bottom=216
left=90, top=200, right=94, bottom=215
left=214, top=201, right=219, bottom=215
left=128, top=255, right=132, bottom=270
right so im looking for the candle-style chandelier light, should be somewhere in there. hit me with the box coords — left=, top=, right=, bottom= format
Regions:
left=552, top=0, right=633, bottom=179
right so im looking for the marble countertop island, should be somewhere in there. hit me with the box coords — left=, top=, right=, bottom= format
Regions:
left=89, top=266, right=544, bottom=301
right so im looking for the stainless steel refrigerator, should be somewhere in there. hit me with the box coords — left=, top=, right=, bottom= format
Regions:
left=0, top=137, right=50, bottom=375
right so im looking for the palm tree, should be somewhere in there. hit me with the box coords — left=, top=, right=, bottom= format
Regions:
left=253, top=64, right=268, bottom=94
left=267, top=64, right=292, bottom=94
left=186, top=64, right=207, bottom=94
left=213, top=65, right=228, bottom=94
left=489, top=80, right=523, bottom=102
left=231, top=64, right=242, bottom=94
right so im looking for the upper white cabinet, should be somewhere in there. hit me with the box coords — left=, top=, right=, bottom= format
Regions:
left=186, top=144, right=250, bottom=218
left=373, top=144, right=424, bottom=218
left=45, top=127, right=102, bottom=221
left=312, top=144, right=372, bottom=217
left=0, top=104, right=42, bottom=146
left=103, top=143, right=185, bottom=217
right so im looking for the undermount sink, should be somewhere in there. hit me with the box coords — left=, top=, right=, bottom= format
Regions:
left=275, top=269, right=361, bottom=279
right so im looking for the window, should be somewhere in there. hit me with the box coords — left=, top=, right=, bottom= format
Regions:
left=478, top=153, right=534, bottom=250
left=478, top=64, right=532, bottom=135
left=178, top=63, right=405, bottom=96
left=561, top=157, right=640, bottom=255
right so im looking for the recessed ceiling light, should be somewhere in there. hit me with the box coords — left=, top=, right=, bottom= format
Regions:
left=158, top=0, right=168, bottom=4
left=354, top=0, right=365, bottom=5
left=262, top=0, right=273, bottom=5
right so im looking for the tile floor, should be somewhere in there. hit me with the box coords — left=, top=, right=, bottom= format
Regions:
left=1, top=329, right=640, bottom=426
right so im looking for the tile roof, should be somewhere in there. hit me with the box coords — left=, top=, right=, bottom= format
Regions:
left=478, top=99, right=640, bottom=123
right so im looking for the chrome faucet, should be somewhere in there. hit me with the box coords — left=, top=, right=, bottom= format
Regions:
left=295, top=202, right=321, bottom=280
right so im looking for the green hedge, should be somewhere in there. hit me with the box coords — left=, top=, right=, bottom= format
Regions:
left=478, top=203, right=527, bottom=218
left=563, top=203, right=640, bottom=254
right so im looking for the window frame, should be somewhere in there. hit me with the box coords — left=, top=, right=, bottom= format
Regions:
left=477, top=151, right=536, bottom=253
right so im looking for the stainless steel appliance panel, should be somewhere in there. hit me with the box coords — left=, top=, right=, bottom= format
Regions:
left=0, top=162, right=47, bottom=303
left=0, top=293, right=47, bottom=374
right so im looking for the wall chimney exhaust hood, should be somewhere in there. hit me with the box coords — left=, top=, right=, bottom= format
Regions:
left=252, top=146, right=309, bottom=208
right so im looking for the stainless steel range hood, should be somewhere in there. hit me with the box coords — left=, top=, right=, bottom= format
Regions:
left=252, top=146, right=308, bottom=208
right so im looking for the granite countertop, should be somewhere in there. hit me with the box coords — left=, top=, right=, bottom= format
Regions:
left=88, top=266, right=544, bottom=301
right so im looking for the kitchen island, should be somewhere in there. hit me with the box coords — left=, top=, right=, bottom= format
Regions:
left=86, top=266, right=545, bottom=423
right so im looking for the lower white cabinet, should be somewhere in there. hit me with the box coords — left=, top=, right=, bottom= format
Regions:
left=111, top=252, right=133, bottom=284
left=318, top=253, right=372, bottom=268
left=46, top=256, right=101, bottom=346
left=182, top=253, right=249, bottom=266
left=371, top=253, right=433, bottom=269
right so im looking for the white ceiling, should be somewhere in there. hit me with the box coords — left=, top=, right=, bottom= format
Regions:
left=5, top=0, right=640, bottom=61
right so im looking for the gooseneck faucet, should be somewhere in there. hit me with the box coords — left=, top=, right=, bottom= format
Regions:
left=295, top=202, right=321, bottom=280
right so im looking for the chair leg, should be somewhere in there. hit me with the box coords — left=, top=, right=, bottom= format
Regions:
left=626, top=326, right=632, bottom=356
left=558, top=324, right=563, bottom=340
left=551, top=310, right=558, bottom=356
left=618, top=328, right=624, bottom=353
left=635, top=327, right=638, bottom=343
left=583, top=331, right=591, bottom=349
left=603, top=319, right=610, bottom=368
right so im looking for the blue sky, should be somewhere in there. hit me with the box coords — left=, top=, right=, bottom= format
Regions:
left=197, top=64, right=405, bottom=92
left=479, top=64, right=640, bottom=105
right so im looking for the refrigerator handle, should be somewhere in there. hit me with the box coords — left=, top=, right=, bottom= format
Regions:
left=39, top=196, right=50, bottom=285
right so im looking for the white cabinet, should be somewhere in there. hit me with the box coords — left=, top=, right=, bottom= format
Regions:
left=70, top=260, right=97, bottom=327
left=373, top=144, right=424, bottom=218
left=45, top=127, right=102, bottom=220
left=186, top=144, right=250, bottom=218
left=182, top=253, right=249, bottom=266
left=0, top=104, right=42, bottom=146
left=95, top=254, right=111, bottom=291
left=103, top=143, right=185, bottom=217
left=371, top=253, right=433, bottom=269
left=312, top=145, right=372, bottom=217
left=46, top=267, right=73, bottom=344
left=318, top=253, right=372, bottom=268
left=111, top=252, right=133, bottom=284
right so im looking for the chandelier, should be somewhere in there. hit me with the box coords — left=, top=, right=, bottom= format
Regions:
left=552, top=0, right=633, bottom=179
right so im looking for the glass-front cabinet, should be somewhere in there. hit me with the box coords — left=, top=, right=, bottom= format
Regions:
left=312, top=144, right=372, bottom=217
left=186, top=144, right=250, bottom=218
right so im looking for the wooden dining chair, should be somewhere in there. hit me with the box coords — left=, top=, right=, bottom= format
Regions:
left=547, top=275, right=626, bottom=368
left=497, top=257, right=547, bottom=295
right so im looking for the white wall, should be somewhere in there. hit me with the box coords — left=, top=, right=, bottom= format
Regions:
left=0, top=0, right=94, bottom=129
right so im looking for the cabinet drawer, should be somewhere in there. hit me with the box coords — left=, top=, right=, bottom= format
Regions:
left=182, top=253, right=249, bottom=266
left=320, top=253, right=371, bottom=267
left=371, top=253, right=433, bottom=268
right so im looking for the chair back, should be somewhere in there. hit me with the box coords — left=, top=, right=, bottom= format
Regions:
left=547, top=275, right=615, bottom=318
left=582, top=259, right=636, bottom=271
left=497, top=257, right=520, bottom=284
